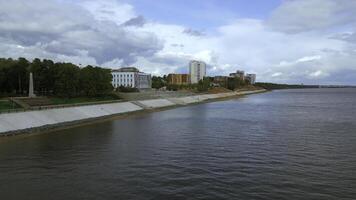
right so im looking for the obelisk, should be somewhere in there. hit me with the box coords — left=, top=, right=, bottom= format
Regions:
left=29, top=72, right=36, bottom=98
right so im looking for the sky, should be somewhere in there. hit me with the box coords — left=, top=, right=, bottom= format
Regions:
left=1, top=0, right=356, bottom=85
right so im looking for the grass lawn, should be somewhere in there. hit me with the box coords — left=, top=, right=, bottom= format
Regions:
left=49, top=95, right=120, bottom=105
left=0, top=100, right=19, bottom=111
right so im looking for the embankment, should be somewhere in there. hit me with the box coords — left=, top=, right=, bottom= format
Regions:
left=0, top=89, right=266, bottom=136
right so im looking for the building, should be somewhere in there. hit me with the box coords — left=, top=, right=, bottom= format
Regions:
left=245, top=74, right=257, bottom=84
left=167, top=74, right=189, bottom=85
left=229, top=70, right=245, bottom=80
left=189, top=60, right=206, bottom=84
left=111, top=67, right=151, bottom=89
left=213, top=76, right=229, bottom=87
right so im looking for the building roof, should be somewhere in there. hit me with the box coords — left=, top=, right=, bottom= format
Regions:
left=112, top=67, right=140, bottom=72
left=189, top=60, right=206, bottom=64
left=167, top=73, right=189, bottom=76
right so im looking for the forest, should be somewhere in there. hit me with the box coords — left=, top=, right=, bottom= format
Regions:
left=0, top=58, right=113, bottom=97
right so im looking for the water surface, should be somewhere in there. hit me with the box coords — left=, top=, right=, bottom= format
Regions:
left=1, top=89, right=356, bottom=200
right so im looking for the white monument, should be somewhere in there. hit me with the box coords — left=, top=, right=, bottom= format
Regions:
left=29, top=72, right=36, bottom=98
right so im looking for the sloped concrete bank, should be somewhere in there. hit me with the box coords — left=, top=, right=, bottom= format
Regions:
left=0, top=89, right=266, bottom=136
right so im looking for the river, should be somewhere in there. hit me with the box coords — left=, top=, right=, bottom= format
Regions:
left=1, top=88, right=356, bottom=200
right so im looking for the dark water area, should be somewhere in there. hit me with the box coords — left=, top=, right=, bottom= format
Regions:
left=1, top=88, right=356, bottom=200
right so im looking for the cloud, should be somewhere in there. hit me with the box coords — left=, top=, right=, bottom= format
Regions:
left=0, top=0, right=163, bottom=65
left=309, top=70, right=327, bottom=78
left=1, top=0, right=356, bottom=85
left=123, top=16, right=146, bottom=27
left=272, top=72, right=283, bottom=77
left=207, top=19, right=356, bottom=84
left=79, top=0, right=135, bottom=24
left=124, top=16, right=355, bottom=85
left=330, top=32, right=356, bottom=44
left=266, top=0, right=356, bottom=33
left=278, top=55, right=322, bottom=67
left=171, top=44, right=184, bottom=48
left=182, top=28, right=205, bottom=37
left=297, top=55, right=322, bottom=62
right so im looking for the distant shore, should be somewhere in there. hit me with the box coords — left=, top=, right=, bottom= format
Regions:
left=255, top=82, right=356, bottom=90
left=0, top=89, right=266, bottom=138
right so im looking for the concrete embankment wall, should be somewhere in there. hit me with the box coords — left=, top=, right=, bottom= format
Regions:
left=0, top=102, right=143, bottom=135
left=134, top=99, right=176, bottom=109
left=0, top=89, right=266, bottom=136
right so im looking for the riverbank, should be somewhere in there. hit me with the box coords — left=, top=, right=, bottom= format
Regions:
left=0, top=89, right=266, bottom=137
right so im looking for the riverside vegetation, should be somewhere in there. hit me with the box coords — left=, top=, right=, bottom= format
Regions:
left=0, top=57, right=114, bottom=98
left=0, top=57, right=119, bottom=111
left=255, top=82, right=319, bottom=90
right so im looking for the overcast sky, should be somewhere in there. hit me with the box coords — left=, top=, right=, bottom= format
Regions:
left=1, top=0, right=356, bottom=85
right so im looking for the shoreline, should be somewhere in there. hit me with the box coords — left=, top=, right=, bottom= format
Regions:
left=0, top=89, right=267, bottom=138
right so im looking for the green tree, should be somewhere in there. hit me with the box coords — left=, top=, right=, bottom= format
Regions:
left=94, top=67, right=114, bottom=95
left=227, top=77, right=247, bottom=90
left=80, top=66, right=113, bottom=96
left=151, top=76, right=166, bottom=89
left=197, top=78, right=211, bottom=92
left=16, top=57, right=30, bottom=94
left=0, top=57, right=114, bottom=98
left=0, top=58, right=28, bottom=94
left=53, top=63, right=80, bottom=97
left=30, top=58, right=56, bottom=95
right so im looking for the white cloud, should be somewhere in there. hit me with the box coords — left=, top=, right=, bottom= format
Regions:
left=0, top=0, right=163, bottom=65
left=272, top=72, right=283, bottom=77
left=267, top=0, right=356, bottom=33
left=309, top=70, right=326, bottom=78
left=79, top=0, right=136, bottom=25
left=113, top=17, right=356, bottom=84
left=1, top=0, right=356, bottom=85
left=297, top=55, right=322, bottom=63
left=278, top=55, right=322, bottom=67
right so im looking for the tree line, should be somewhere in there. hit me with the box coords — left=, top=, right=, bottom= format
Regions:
left=0, top=58, right=113, bottom=97
left=151, top=75, right=213, bottom=92
left=254, top=82, right=319, bottom=90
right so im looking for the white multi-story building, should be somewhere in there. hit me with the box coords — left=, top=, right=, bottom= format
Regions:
left=111, top=67, right=151, bottom=89
left=189, top=60, right=206, bottom=84
left=245, top=74, right=257, bottom=84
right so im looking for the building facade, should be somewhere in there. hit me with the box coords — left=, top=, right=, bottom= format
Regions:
left=213, top=76, right=229, bottom=87
left=189, top=60, right=206, bottom=84
left=229, top=70, right=245, bottom=80
left=111, top=67, right=151, bottom=89
left=245, top=74, right=257, bottom=84
left=167, top=74, right=189, bottom=85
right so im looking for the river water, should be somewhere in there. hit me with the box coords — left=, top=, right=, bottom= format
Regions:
left=1, top=88, right=356, bottom=200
